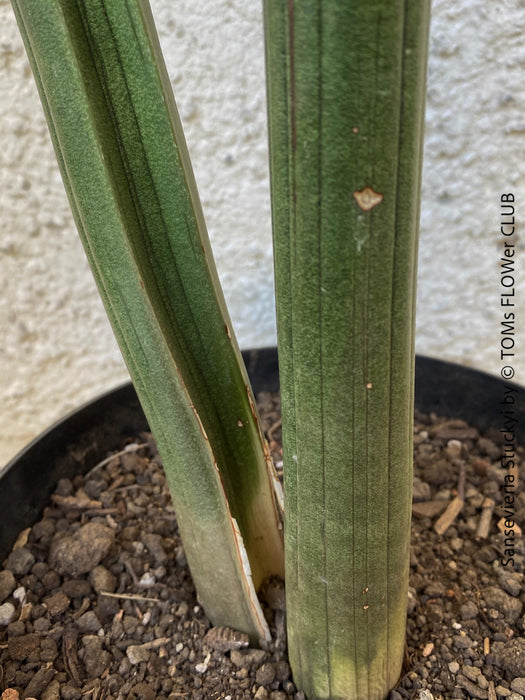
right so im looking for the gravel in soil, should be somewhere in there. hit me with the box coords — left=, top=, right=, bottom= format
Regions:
left=0, top=391, right=524, bottom=700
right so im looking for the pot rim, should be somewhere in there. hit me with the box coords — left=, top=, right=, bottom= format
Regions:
left=1, top=349, right=522, bottom=558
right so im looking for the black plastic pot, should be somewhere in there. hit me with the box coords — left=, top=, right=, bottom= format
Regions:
left=1, top=349, right=523, bottom=560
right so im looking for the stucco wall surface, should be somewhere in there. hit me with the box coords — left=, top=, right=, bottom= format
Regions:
left=1, top=0, right=524, bottom=466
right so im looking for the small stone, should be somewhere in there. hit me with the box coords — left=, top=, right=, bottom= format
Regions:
left=407, top=587, right=418, bottom=614
left=462, top=666, right=481, bottom=682
left=418, top=692, right=434, bottom=700
left=55, top=477, right=74, bottom=496
left=262, top=579, right=286, bottom=611
left=59, top=685, right=82, bottom=700
left=491, top=639, right=525, bottom=676
left=130, top=683, right=156, bottom=700
left=0, top=602, right=16, bottom=626
left=450, top=537, right=463, bottom=552
left=478, top=676, right=489, bottom=690
left=231, top=648, right=267, bottom=667
left=0, top=570, right=16, bottom=602
left=449, top=662, right=460, bottom=674
left=31, top=518, right=55, bottom=541
left=496, top=686, right=512, bottom=698
left=96, top=593, right=119, bottom=623
left=44, top=590, right=70, bottom=617
left=509, top=695, right=525, bottom=700
left=453, top=632, right=473, bottom=649
left=62, top=579, right=92, bottom=598
left=12, top=587, right=26, bottom=605
left=390, top=692, right=403, bottom=700
left=138, top=572, right=156, bottom=588
left=254, top=689, right=269, bottom=700
left=270, top=693, right=287, bottom=700
left=127, top=643, right=151, bottom=665
left=412, top=500, right=448, bottom=518
left=49, top=523, right=114, bottom=577
left=34, top=616, right=50, bottom=633
left=176, top=601, right=189, bottom=617
left=7, top=633, right=40, bottom=660
left=82, top=635, right=110, bottom=677
left=427, top=605, right=443, bottom=624
left=5, top=548, right=35, bottom=576
left=195, top=652, right=211, bottom=674
left=283, top=681, right=296, bottom=695
left=275, top=660, right=291, bottom=682
left=412, top=477, right=432, bottom=502
left=498, top=570, right=524, bottom=597
left=256, top=663, right=277, bottom=687
left=76, top=611, right=102, bottom=634
left=425, top=581, right=446, bottom=597
left=42, top=570, right=61, bottom=591
left=122, top=614, right=139, bottom=635
left=32, top=561, right=49, bottom=580
left=8, top=620, right=25, bottom=637
left=89, top=565, right=116, bottom=594
left=174, top=545, right=187, bottom=568
left=511, top=680, right=525, bottom=696
left=23, top=665, right=56, bottom=698
left=1, top=690, right=20, bottom=700
left=142, top=533, right=168, bottom=565
left=445, top=439, right=463, bottom=459
left=41, top=679, right=61, bottom=700
left=483, top=587, right=523, bottom=624
left=456, top=675, right=488, bottom=699
left=478, top=437, right=500, bottom=459
left=460, top=601, right=478, bottom=620
left=40, top=636, right=59, bottom=662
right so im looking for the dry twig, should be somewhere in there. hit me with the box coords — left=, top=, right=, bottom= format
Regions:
left=99, top=591, right=163, bottom=604
left=434, top=496, right=464, bottom=536
left=476, top=497, right=495, bottom=540
left=85, top=442, right=147, bottom=476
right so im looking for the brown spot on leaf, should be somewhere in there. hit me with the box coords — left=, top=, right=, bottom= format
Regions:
left=353, top=187, right=383, bottom=211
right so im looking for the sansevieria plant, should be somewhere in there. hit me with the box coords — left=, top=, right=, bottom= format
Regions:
left=11, top=1, right=430, bottom=698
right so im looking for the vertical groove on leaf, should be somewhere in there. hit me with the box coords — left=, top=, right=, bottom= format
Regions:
left=316, top=5, right=332, bottom=693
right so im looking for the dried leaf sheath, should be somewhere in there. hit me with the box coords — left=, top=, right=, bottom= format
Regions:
left=265, top=1, right=430, bottom=697
left=12, top=0, right=283, bottom=639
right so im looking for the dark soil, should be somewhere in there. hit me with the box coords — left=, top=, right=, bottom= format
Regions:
left=0, top=391, right=524, bottom=700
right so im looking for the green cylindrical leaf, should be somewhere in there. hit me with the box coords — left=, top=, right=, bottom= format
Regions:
left=265, top=1, right=429, bottom=697
left=12, top=0, right=283, bottom=639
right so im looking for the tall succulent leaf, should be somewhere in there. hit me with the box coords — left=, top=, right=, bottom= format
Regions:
left=12, top=0, right=284, bottom=639
left=265, top=1, right=430, bottom=697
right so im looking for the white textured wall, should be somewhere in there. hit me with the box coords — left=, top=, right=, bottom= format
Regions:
left=1, top=0, right=524, bottom=466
